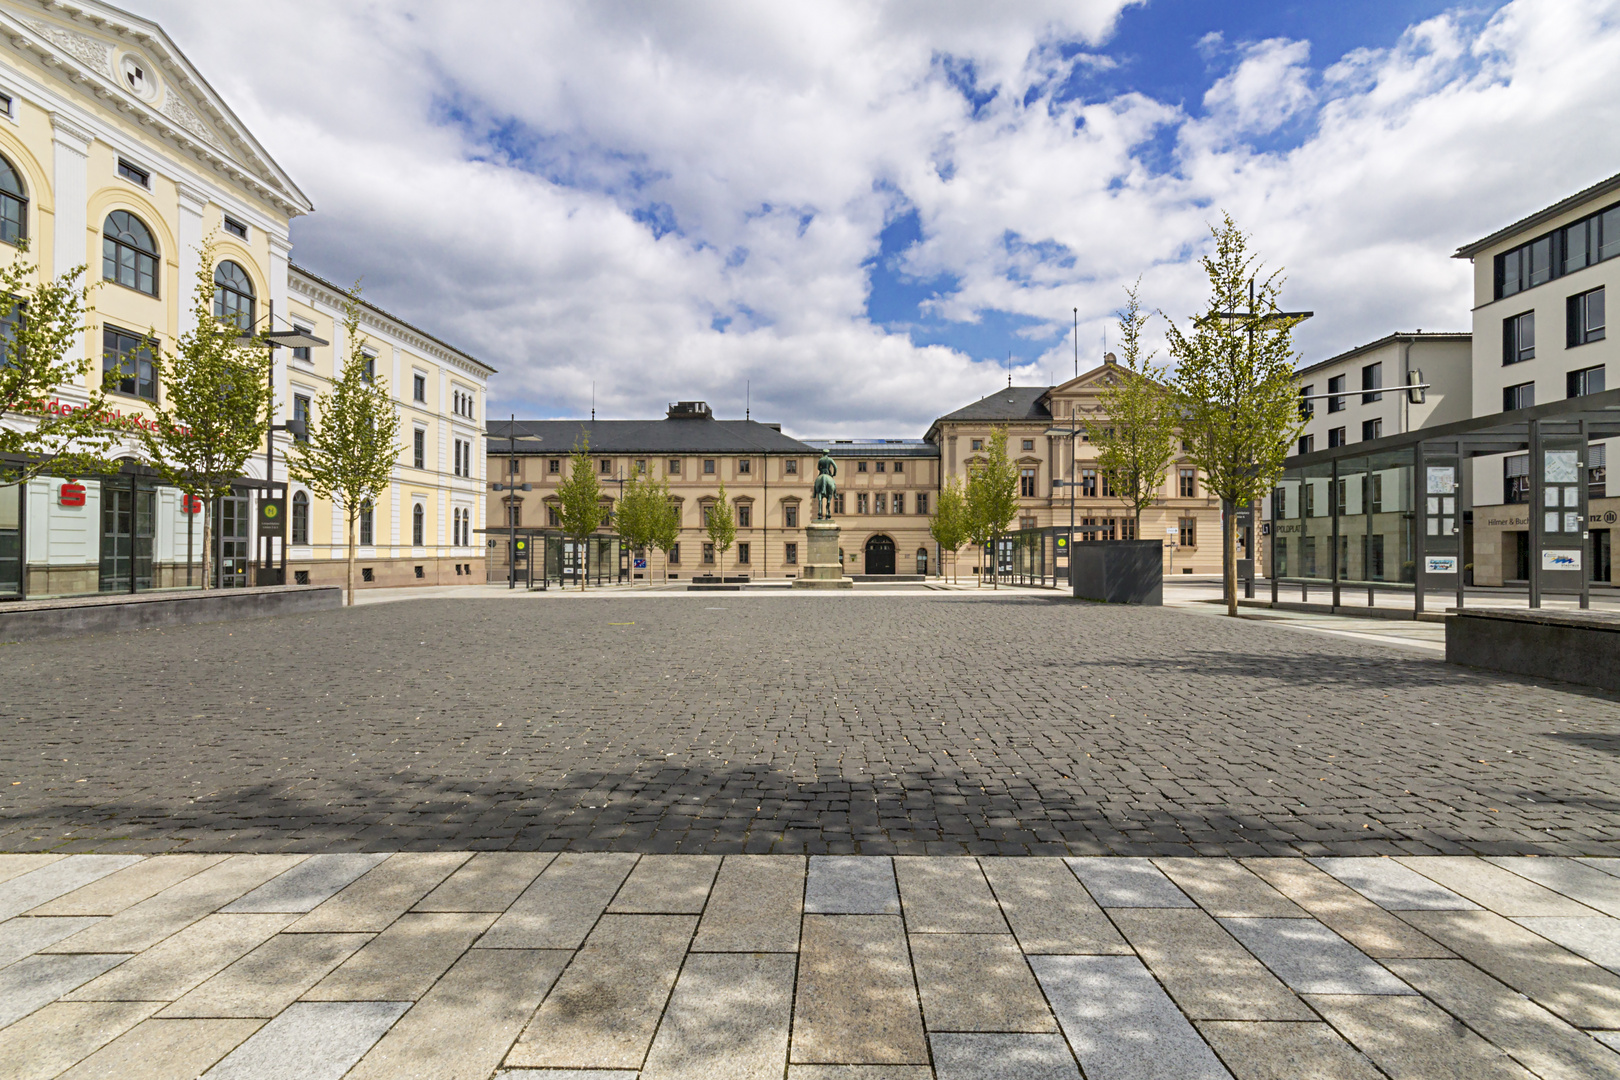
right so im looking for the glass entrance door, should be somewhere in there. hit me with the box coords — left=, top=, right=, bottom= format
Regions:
left=100, top=483, right=155, bottom=592
left=0, top=483, right=19, bottom=597
left=216, top=495, right=250, bottom=588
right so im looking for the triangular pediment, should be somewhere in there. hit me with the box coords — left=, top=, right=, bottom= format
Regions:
left=1, top=1, right=311, bottom=214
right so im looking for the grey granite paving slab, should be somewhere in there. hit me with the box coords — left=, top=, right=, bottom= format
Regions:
left=1386, top=958, right=1620, bottom=1080
left=1195, top=1021, right=1384, bottom=1080
left=1111, top=909, right=1312, bottom=1020
left=1490, top=857, right=1620, bottom=918
left=0, top=856, right=145, bottom=921
left=980, top=858, right=1129, bottom=954
left=346, top=948, right=570, bottom=1080
left=0, top=855, right=65, bottom=887
left=1220, top=918, right=1413, bottom=996
left=33, top=856, right=228, bottom=917
left=894, top=858, right=1005, bottom=933
left=1580, top=860, right=1620, bottom=880
left=1028, top=954, right=1232, bottom=1080
left=1306, top=994, right=1537, bottom=1079
left=287, top=853, right=469, bottom=933
left=791, top=915, right=927, bottom=1065
left=0, top=952, right=126, bottom=1030
left=1153, top=859, right=1304, bottom=917
left=496, top=1072, right=638, bottom=1079
left=221, top=855, right=390, bottom=914
left=1395, top=857, right=1595, bottom=917
left=805, top=856, right=898, bottom=915
left=0, top=916, right=102, bottom=969
left=641, top=952, right=795, bottom=1080
left=412, top=852, right=555, bottom=912
left=909, top=934, right=1055, bottom=1032
left=64, top=914, right=294, bottom=1003
left=1243, top=859, right=1453, bottom=958
left=1398, top=909, right=1620, bottom=1029
left=1064, top=858, right=1193, bottom=908
left=507, top=914, right=696, bottom=1069
left=609, top=855, right=721, bottom=914
left=160, top=932, right=371, bottom=1018
left=1515, top=917, right=1620, bottom=973
left=199, top=1000, right=410, bottom=1080
left=304, top=912, right=495, bottom=1001
left=784, top=1069, right=931, bottom=1080
left=0, top=999, right=159, bottom=1080
left=477, top=852, right=638, bottom=949
left=57, top=1017, right=265, bottom=1080
left=929, top=1032, right=1080, bottom=1080
left=1310, top=858, right=1480, bottom=910
left=693, top=855, right=804, bottom=953
left=1598, top=1031, right=1620, bottom=1052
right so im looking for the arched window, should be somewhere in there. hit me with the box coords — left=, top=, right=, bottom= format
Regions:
left=412, top=503, right=425, bottom=546
left=103, top=211, right=158, bottom=295
left=213, top=260, right=255, bottom=331
left=291, top=491, right=309, bottom=545
left=0, top=154, right=26, bottom=245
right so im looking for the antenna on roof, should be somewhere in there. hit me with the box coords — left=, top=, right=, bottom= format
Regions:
left=1073, top=307, right=1078, bottom=380
left=1007, top=351, right=1012, bottom=388
left=746, top=380, right=750, bottom=421
left=591, top=381, right=595, bottom=422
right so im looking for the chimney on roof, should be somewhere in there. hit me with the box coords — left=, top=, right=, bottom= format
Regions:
left=667, top=401, right=712, bottom=419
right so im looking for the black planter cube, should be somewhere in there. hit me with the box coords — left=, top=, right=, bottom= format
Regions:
left=1070, top=539, right=1163, bottom=605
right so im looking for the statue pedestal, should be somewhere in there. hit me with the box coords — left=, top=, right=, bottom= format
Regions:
left=793, top=522, right=853, bottom=589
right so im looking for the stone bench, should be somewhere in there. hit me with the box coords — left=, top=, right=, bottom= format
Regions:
left=0, top=584, right=343, bottom=642
left=1445, top=608, right=1620, bottom=692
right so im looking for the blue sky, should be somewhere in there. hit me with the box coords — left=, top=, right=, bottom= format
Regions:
left=153, top=0, right=1616, bottom=435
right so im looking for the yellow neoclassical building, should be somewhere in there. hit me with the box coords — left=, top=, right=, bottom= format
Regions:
left=0, top=0, right=489, bottom=598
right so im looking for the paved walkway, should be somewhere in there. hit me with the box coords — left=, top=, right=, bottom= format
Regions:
left=2, top=852, right=1619, bottom=1078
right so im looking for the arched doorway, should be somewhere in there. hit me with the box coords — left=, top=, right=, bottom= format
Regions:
left=864, top=534, right=896, bottom=574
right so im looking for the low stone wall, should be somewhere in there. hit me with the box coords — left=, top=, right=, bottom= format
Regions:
left=1446, top=608, right=1620, bottom=692
left=1072, top=540, right=1163, bottom=605
left=0, top=585, right=343, bottom=642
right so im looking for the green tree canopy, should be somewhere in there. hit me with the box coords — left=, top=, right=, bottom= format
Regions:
left=1166, top=213, right=1306, bottom=616
left=286, top=283, right=402, bottom=605
left=649, top=478, right=681, bottom=580
left=966, top=423, right=1020, bottom=588
left=1086, top=280, right=1179, bottom=532
left=929, top=475, right=969, bottom=583
left=705, top=481, right=736, bottom=576
left=556, top=436, right=603, bottom=588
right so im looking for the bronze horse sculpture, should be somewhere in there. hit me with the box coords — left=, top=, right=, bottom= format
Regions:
left=813, top=451, right=837, bottom=521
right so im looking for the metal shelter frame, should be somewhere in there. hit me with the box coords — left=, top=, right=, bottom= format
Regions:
left=1270, top=386, right=1620, bottom=617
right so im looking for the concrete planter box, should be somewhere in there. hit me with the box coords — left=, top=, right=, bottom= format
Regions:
left=1071, top=540, right=1163, bottom=605
left=1446, top=609, right=1620, bottom=692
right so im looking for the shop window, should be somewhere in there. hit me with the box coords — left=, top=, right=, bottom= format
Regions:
left=103, top=211, right=159, bottom=296
left=0, top=153, right=26, bottom=245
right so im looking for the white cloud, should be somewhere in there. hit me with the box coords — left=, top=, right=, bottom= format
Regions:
left=138, top=0, right=1620, bottom=437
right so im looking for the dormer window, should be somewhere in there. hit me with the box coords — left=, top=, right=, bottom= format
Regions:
left=117, top=159, right=149, bottom=189
left=223, top=215, right=248, bottom=240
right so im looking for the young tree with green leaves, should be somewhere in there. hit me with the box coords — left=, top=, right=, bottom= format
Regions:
left=650, top=480, right=681, bottom=581
left=613, top=465, right=656, bottom=568
left=285, top=284, right=402, bottom=606
left=966, top=423, right=1020, bottom=589
left=0, top=243, right=117, bottom=488
left=139, top=238, right=273, bottom=590
left=1166, top=214, right=1306, bottom=617
left=929, top=475, right=969, bottom=583
left=705, top=481, right=736, bottom=578
left=555, top=436, right=603, bottom=589
left=1086, top=281, right=1179, bottom=534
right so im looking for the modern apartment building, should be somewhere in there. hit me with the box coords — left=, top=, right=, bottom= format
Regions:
left=1292, top=332, right=1472, bottom=456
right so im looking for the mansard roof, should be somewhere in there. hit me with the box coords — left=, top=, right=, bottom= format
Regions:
left=489, top=418, right=819, bottom=456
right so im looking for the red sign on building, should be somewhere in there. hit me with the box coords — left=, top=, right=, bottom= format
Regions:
left=59, top=482, right=86, bottom=507
left=183, top=494, right=203, bottom=514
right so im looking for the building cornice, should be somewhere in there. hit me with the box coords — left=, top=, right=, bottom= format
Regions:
left=289, top=265, right=495, bottom=379
left=1453, top=169, right=1620, bottom=259
left=1292, top=331, right=1470, bottom=381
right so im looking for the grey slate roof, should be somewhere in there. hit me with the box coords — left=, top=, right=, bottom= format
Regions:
left=803, top=439, right=939, bottom=458
left=930, top=386, right=1053, bottom=425
left=484, top=418, right=818, bottom=455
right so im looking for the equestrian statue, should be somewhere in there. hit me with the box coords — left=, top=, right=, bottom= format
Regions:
left=813, top=451, right=837, bottom=521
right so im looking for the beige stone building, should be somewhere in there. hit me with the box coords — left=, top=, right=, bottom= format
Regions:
left=801, top=439, right=941, bottom=576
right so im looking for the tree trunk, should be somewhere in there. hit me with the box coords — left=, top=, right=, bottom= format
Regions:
left=1224, top=506, right=1238, bottom=617
left=200, top=496, right=213, bottom=590
left=346, top=510, right=356, bottom=607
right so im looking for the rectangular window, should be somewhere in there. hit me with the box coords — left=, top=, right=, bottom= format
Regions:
left=0, top=93, right=12, bottom=118
left=785, top=542, right=798, bottom=565
left=1504, top=454, right=1529, bottom=505
left=784, top=503, right=798, bottom=527
left=668, top=458, right=681, bottom=474
left=1020, top=467, right=1036, bottom=497
left=1503, top=381, right=1535, bottom=412
left=1327, top=374, right=1346, bottom=413
left=857, top=461, right=868, bottom=472
left=117, top=158, right=150, bottom=188
left=292, top=324, right=313, bottom=362
left=1100, top=471, right=1115, bottom=498
left=1497, top=203, right=1620, bottom=299
left=599, top=458, right=612, bottom=474
left=1328, top=427, right=1346, bottom=448
left=1569, top=365, right=1606, bottom=398
left=702, top=504, right=713, bottom=527
left=547, top=503, right=560, bottom=526
left=892, top=493, right=904, bottom=514
left=293, top=394, right=310, bottom=442
left=738, top=458, right=751, bottom=474
left=635, top=459, right=646, bottom=475
left=1504, top=311, right=1535, bottom=364
left=970, top=439, right=983, bottom=451
left=703, top=459, right=715, bottom=474
left=549, top=459, right=561, bottom=474
left=1178, top=516, right=1196, bottom=548
left=833, top=493, right=844, bottom=514
left=874, top=493, right=887, bottom=514
left=1298, top=435, right=1314, bottom=455
left=669, top=542, right=680, bottom=564
left=508, top=459, right=520, bottom=475
left=102, top=326, right=157, bottom=400
left=916, top=492, right=929, bottom=515
left=1568, top=287, right=1605, bottom=346
left=1178, top=467, right=1195, bottom=498
left=223, top=215, right=248, bottom=240
left=1589, top=444, right=1607, bottom=500
left=703, top=542, right=715, bottom=565
left=738, top=504, right=751, bottom=528
left=875, top=461, right=885, bottom=472
left=784, top=459, right=798, bottom=474
left=361, top=354, right=375, bottom=383
left=893, top=461, right=903, bottom=474
left=1298, top=385, right=1314, bottom=420
left=360, top=502, right=374, bottom=545
left=413, top=373, right=426, bottom=402
left=1081, top=469, right=1097, bottom=498
left=1361, top=418, right=1382, bottom=441
left=1022, top=439, right=1035, bottom=451
left=1361, top=362, right=1382, bottom=403
left=414, top=428, right=425, bottom=469
left=857, top=493, right=869, bottom=514
left=737, top=541, right=750, bottom=564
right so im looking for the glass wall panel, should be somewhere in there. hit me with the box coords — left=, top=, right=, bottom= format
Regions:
left=1299, top=461, right=1334, bottom=581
